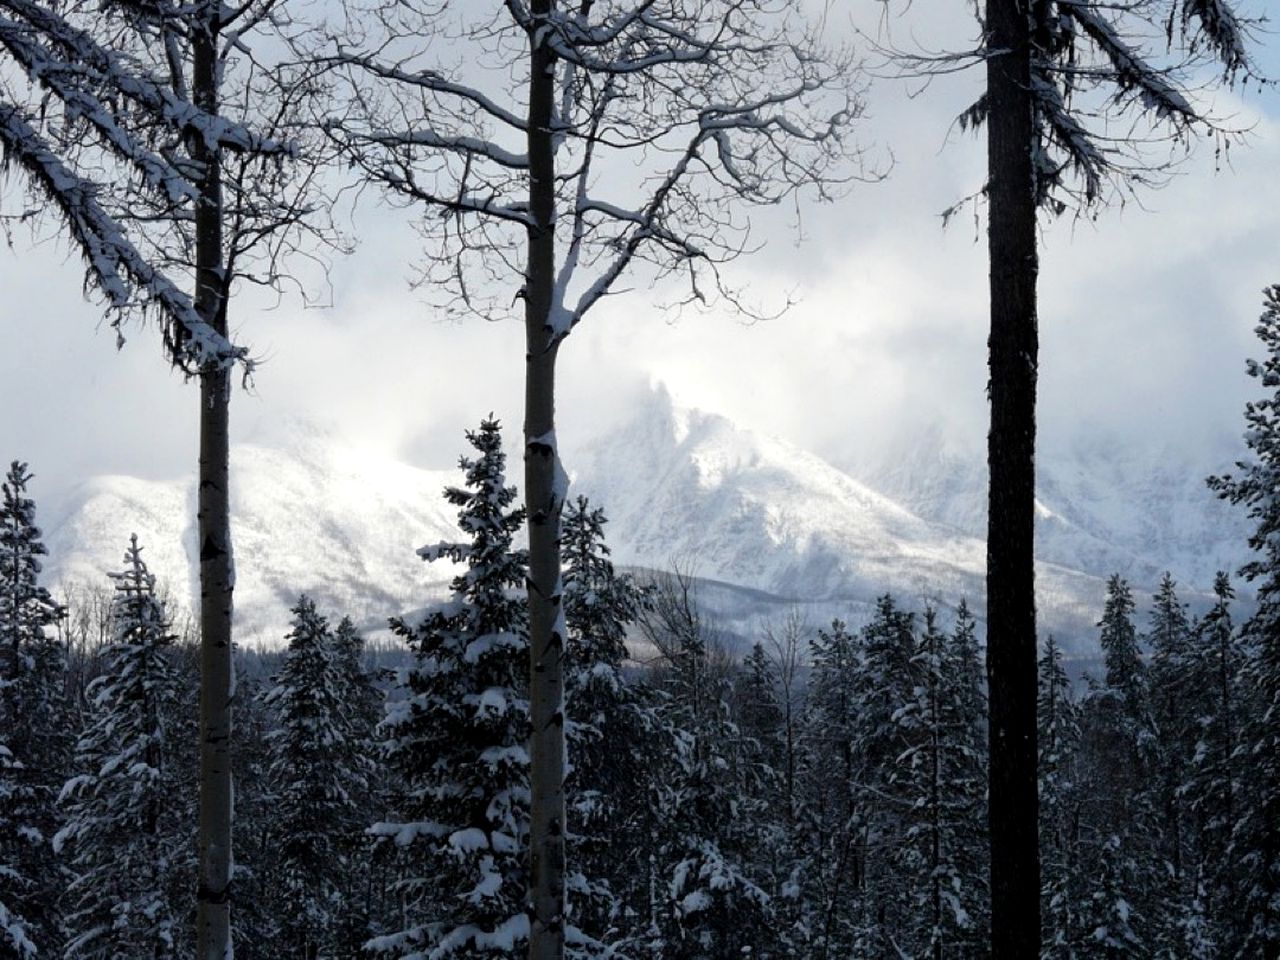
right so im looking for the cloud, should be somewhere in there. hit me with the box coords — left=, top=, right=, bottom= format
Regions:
left=3, top=5, right=1279, bottom=515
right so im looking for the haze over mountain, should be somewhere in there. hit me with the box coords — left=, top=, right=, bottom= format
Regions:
left=39, top=385, right=1250, bottom=656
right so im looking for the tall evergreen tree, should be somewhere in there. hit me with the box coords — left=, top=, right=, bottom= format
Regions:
left=1142, top=574, right=1202, bottom=956
left=560, top=496, right=656, bottom=947
left=1080, top=575, right=1157, bottom=954
left=0, top=461, right=67, bottom=952
left=260, top=596, right=371, bottom=960
left=960, top=0, right=1259, bottom=947
left=329, top=614, right=385, bottom=954
left=893, top=606, right=988, bottom=959
left=370, top=418, right=531, bottom=959
left=1208, top=285, right=1280, bottom=959
left=733, top=643, right=784, bottom=775
left=1182, top=573, right=1243, bottom=950
left=853, top=596, right=919, bottom=953
left=54, top=535, right=192, bottom=959
left=1039, top=636, right=1082, bottom=959
left=635, top=569, right=776, bottom=959
left=801, top=618, right=866, bottom=957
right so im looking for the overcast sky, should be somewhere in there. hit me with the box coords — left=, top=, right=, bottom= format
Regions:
left=3, top=0, right=1278, bottom=510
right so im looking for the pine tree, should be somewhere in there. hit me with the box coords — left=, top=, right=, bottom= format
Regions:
left=1144, top=574, right=1198, bottom=955
left=53, top=535, right=192, bottom=959
left=1081, top=576, right=1157, bottom=955
left=260, top=596, right=370, bottom=959
left=227, top=660, right=279, bottom=957
left=1077, top=834, right=1145, bottom=958
left=1039, top=636, right=1082, bottom=960
left=0, top=737, right=37, bottom=958
left=1208, top=285, right=1280, bottom=959
left=635, top=569, right=775, bottom=959
left=0, top=461, right=67, bottom=952
left=370, top=418, right=531, bottom=958
left=893, top=606, right=987, bottom=959
left=330, top=614, right=385, bottom=955
left=1181, top=573, right=1243, bottom=950
left=801, top=618, right=866, bottom=956
left=560, top=496, right=657, bottom=948
left=855, top=595, right=919, bottom=952
left=733, top=642, right=784, bottom=774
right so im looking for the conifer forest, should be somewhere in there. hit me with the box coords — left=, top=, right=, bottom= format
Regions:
left=2, top=1, right=1280, bottom=959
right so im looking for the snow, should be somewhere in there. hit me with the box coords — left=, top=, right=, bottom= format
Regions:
left=40, top=394, right=1251, bottom=656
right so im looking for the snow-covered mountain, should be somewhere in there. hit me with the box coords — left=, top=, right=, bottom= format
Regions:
left=858, top=422, right=1251, bottom=594
left=45, top=428, right=463, bottom=645
left=38, top=387, right=1251, bottom=656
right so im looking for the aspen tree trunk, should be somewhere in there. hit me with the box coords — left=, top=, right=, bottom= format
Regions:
left=525, top=3, right=567, bottom=958
left=193, top=7, right=235, bottom=957
left=984, top=0, right=1041, bottom=955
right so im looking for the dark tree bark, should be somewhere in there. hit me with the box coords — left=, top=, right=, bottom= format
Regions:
left=525, top=3, right=567, bottom=958
left=984, top=0, right=1041, bottom=955
left=192, top=7, right=235, bottom=957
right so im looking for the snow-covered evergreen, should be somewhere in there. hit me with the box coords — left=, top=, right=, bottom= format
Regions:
left=260, top=596, right=372, bottom=959
left=0, top=461, right=68, bottom=953
left=370, top=418, right=531, bottom=958
left=1039, top=636, right=1082, bottom=959
left=1208, top=284, right=1280, bottom=958
left=560, top=496, right=659, bottom=948
left=894, top=606, right=986, bottom=957
left=635, top=571, right=776, bottom=958
left=54, top=535, right=191, bottom=959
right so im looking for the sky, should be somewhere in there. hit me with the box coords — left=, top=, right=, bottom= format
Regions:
left=3, top=0, right=1279, bottom=511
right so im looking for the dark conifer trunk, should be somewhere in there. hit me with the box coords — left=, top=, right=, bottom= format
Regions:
left=984, top=0, right=1041, bottom=955
left=192, top=6, right=235, bottom=956
left=525, top=3, right=567, bottom=958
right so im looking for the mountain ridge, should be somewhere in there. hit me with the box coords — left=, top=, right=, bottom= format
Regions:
left=37, top=386, right=1250, bottom=655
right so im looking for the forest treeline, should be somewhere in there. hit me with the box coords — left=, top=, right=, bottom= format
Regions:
left=3, top=402, right=1279, bottom=958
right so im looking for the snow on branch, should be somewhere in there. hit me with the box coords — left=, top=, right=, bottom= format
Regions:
left=0, top=102, right=246, bottom=369
left=1057, top=1, right=1197, bottom=125
left=0, top=0, right=292, bottom=158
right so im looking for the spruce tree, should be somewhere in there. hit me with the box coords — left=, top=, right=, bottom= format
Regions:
left=0, top=738, right=37, bottom=958
left=370, top=418, right=531, bottom=958
left=330, top=614, right=384, bottom=954
left=1077, top=834, right=1145, bottom=958
left=1146, top=574, right=1193, bottom=876
left=1039, top=636, right=1082, bottom=959
left=635, top=570, right=775, bottom=958
left=560, top=496, right=656, bottom=948
left=1081, top=575, right=1157, bottom=955
left=801, top=619, right=866, bottom=956
left=1182, top=573, right=1243, bottom=950
left=893, top=606, right=987, bottom=958
left=54, top=535, right=192, bottom=959
left=260, top=596, right=370, bottom=959
left=0, top=461, right=67, bottom=952
left=1208, top=286, right=1280, bottom=958
left=733, top=642, right=785, bottom=775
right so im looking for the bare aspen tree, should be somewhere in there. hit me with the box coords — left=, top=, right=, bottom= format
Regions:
left=320, top=4, right=867, bottom=956
left=0, top=2, right=333, bottom=955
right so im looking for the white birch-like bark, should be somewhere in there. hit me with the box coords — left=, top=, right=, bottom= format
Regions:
left=525, top=5, right=567, bottom=956
left=192, top=6, right=235, bottom=956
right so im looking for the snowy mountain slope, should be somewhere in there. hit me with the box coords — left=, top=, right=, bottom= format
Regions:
left=38, top=388, right=1247, bottom=655
left=567, top=386, right=1115, bottom=652
left=858, top=422, right=1251, bottom=594
left=45, top=431, right=462, bottom=645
